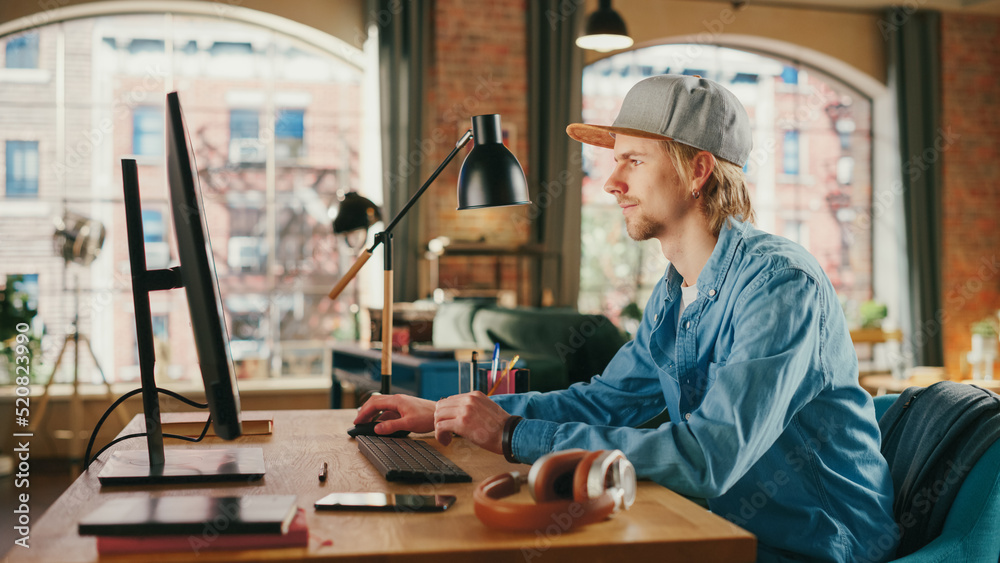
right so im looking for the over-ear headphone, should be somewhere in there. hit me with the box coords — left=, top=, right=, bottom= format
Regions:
left=473, top=449, right=636, bottom=532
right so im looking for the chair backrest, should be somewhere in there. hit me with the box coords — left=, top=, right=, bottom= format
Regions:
left=874, top=391, right=1000, bottom=561
left=873, top=393, right=898, bottom=421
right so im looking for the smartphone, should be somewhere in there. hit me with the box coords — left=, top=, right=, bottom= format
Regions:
left=314, top=492, right=456, bottom=512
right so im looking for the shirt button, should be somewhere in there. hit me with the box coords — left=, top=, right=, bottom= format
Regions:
left=685, top=413, right=692, bottom=421
left=708, top=289, right=716, bottom=296
left=654, top=313, right=658, bottom=321
left=684, top=321, right=691, bottom=329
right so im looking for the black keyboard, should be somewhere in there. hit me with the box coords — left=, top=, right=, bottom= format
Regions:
left=356, top=435, right=471, bottom=483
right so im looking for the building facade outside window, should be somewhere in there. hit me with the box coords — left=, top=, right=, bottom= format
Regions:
left=0, top=11, right=376, bottom=384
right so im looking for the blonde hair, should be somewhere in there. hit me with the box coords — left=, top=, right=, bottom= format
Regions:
left=659, top=140, right=756, bottom=236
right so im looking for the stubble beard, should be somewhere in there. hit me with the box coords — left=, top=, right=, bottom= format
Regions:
left=625, top=212, right=659, bottom=241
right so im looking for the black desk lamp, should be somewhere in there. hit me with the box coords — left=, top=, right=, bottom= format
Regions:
left=328, top=114, right=530, bottom=397
left=333, top=192, right=382, bottom=235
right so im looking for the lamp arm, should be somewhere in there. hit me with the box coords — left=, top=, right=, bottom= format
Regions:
left=326, top=128, right=473, bottom=300
left=380, top=129, right=473, bottom=236
left=327, top=248, right=374, bottom=300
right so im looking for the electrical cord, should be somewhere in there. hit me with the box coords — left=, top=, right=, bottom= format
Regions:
left=83, top=387, right=211, bottom=470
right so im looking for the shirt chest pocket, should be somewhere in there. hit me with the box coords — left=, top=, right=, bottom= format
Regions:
left=684, top=360, right=724, bottom=410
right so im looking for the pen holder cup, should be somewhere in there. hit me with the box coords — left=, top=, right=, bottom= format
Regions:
left=489, top=368, right=529, bottom=395
left=457, top=359, right=512, bottom=394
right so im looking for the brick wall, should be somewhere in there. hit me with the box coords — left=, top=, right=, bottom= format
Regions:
left=940, top=13, right=1000, bottom=376
left=422, top=0, right=532, bottom=300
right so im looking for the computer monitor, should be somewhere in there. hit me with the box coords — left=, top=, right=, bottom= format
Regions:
left=98, top=92, right=265, bottom=485
left=165, top=91, right=242, bottom=440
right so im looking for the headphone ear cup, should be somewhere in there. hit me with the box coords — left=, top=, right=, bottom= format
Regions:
left=474, top=449, right=621, bottom=532
left=572, top=450, right=608, bottom=502
left=529, top=449, right=588, bottom=502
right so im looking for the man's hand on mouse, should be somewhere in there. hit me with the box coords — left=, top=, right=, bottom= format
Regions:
left=354, top=394, right=436, bottom=435
left=353, top=392, right=511, bottom=454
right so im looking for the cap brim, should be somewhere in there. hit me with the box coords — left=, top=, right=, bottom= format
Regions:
left=566, top=124, right=672, bottom=149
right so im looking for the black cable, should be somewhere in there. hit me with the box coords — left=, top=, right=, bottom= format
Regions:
left=84, top=415, right=212, bottom=470
left=83, top=386, right=211, bottom=470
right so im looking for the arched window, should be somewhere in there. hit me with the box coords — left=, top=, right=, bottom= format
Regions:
left=579, top=44, right=876, bottom=336
left=0, top=9, right=377, bottom=383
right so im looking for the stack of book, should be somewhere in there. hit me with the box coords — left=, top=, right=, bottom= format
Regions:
left=160, top=411, right=274, bottom=436
left=78, top=494, right=307, bottom=554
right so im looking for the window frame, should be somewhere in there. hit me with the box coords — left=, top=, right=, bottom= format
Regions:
left=5, top=140, right=40, bottom=198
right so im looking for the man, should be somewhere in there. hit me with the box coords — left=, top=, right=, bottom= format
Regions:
left=356, top=75, right=898, bottom=562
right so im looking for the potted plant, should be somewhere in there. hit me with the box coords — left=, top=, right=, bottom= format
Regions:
left=0, top=275, right=43, bottom=384
left=971, top=317, right=999, bottom=356
left=859, top=300, right=888, bottom=330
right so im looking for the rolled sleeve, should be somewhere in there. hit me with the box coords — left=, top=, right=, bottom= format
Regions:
left=510, top=418, right=559, bottom=463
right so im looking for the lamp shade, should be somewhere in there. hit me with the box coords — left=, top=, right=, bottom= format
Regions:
left=575, top=0, right=633, bottom=52
left=457, top=114, right=531, bottom=210
left=332, top=191, right=381, bottom=234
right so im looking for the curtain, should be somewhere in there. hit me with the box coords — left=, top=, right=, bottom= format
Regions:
left=372, top=0, right=432, bottom=302
left=886, top=8, right=944, bottom=367
left=526, top=2, right=585, bottom=307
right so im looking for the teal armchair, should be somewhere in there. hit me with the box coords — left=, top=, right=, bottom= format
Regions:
left=873, top=393, right=1000, bottom=562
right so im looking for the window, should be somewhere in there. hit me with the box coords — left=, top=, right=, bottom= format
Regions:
left=580, top=44, right=873, bottom=330
left=230, top=109, right=259, bottom=139
left=0, top=11, right=372, bottom=383
left=132, top=106, right=164, bottom=156
left=151, top=314, right=168, bottom=341
left=142, top=209, right=170, bottom=269
left=128, top=39, right=164, bottom=54
left=5, top=33, right=39, bottom=68
left=732, top=72, right=759, bottom=84
left=5, top=141, right=39, bottom=198
left=783, top=130, right=801, bottom=176
left=276, top=108, right=305, bottom=160
left=781, top=65, right=799, bottom=85
left=229, top=109, right=262, bottom=163
left=210, top=42, right=253, bottom=56
left=141, top=210, right=165, bottom=243
left=276, top=109, right=304, bottom=140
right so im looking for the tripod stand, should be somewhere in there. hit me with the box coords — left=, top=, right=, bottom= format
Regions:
left=29, top=278, right=130, bottom=463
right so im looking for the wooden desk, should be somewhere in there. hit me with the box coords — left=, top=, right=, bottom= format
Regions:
left=860, top=374, right=1000, bottom=396
left=8, top=410, right=756, bottom=562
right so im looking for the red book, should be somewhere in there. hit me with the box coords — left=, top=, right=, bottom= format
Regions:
left=95, top=508, right=308, bottom=554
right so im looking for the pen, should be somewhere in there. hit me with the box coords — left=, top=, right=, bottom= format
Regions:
left=319, top=461, right=328, bottom=482
left=488, top=355, right=519, bottom=396
left=490, top=343, right=500, bottom=389
left=471, top=351, right=478, bottom=394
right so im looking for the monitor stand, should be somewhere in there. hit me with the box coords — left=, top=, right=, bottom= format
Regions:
left=98, top=447, right=265, bottom=486
left=99, top=159, right=265, bottom=487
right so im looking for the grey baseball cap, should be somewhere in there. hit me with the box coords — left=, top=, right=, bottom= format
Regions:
left=567, top=74, right=752, bottom=167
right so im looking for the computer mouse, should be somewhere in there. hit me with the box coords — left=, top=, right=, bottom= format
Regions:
left=347, top=421, right=410, bottom=438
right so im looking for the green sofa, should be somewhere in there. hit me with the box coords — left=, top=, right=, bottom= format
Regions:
left=431, top=301, right=628, bottom=392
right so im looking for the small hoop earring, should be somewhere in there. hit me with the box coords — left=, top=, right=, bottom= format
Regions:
left=692, top=190, right=701, bottom=199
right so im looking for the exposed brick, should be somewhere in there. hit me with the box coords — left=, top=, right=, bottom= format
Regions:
left=941, top=13, right=1000, bottom=377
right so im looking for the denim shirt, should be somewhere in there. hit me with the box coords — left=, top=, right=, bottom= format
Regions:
left=493, top=218, right=898, bottom=563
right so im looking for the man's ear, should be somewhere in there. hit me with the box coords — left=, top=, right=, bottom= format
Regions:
left=691, top=151, right=716, bottom=190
